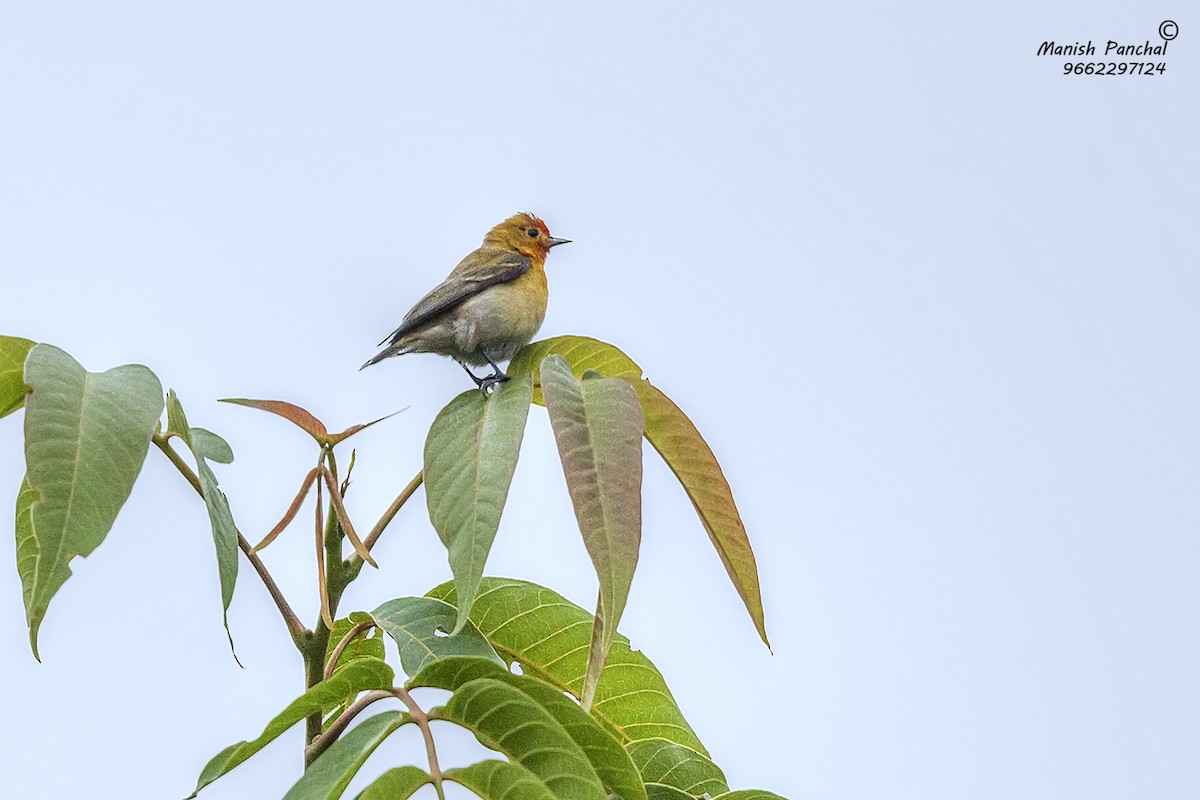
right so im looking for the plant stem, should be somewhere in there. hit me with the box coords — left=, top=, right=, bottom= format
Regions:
left=152, top=436, right=308, bottom=648
left=394, top=686, right=446, bottom=800
left=304, top=689, right=395, bottom=764
left=324, top=619, right=376, bottom=681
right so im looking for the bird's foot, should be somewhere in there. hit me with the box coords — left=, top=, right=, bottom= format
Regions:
left=478, top=372, right=511, bottom=397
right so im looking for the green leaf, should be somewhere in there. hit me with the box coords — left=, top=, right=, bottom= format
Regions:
left=412, top=656, right=647, bottom=800
left=369, top=596, right=503, bottom=678
left=626, top=739, right=728, bottom=797
left=711, top=792, right=790, bottom=800
left=18, top=344, right=164, bottom=658
left=352, top=766, right=429, bottom=800
left=165, top=391, right=240, bottom=654
left=0, top=336, right=36, bottom=418
left=427, top=578, right=708, bottom=756
left=644, top=785, right=696, bottom=800
left=636, top=383, right=768, bottom=648
left=189, top=657, right=395, bottom=797
left=445, top=760, right=556, bottom=800
left=438, top=677, right=607, bottom=800
left=326, top=612, right=385, bottom=675
left=540, top=355, right=644, bottom=708
left=424, top=375, right=533, bottom=632
left=512, top=336, right=769, bottom=648
left=282, top=711, right=409, bottom=800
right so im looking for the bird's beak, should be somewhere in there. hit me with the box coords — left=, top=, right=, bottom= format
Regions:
left=547, top=237, right=571, bottom=248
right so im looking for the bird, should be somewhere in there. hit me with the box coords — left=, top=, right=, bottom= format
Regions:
left=361, top=212, right=570, bottom=393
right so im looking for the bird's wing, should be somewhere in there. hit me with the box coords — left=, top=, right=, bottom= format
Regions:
left=378, top=249, right=532, bottom=345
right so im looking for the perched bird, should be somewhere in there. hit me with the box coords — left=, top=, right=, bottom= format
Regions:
left=361, top=212, right=570, bottom=392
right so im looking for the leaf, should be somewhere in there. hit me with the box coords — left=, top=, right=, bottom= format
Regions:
left=427, top=578, right=708, bottom=756
left=282, top=711, right=409, bottom=800
left=18, top=345, right=164, bottom=658
left=438, top=677, right=607, bottom=800
left=711, top=792, right=790, bottom=800
left=423, top=375, right=533, bottom=632
left=219, top=397, right=395, bottom=447
left=636, top=383, right=768, bottom=648
left=369, top=596, right=503, bottom=678
left=165, top=391, right=240, bottom=654
left=540, top=355, right=643, bottom=708
left=412, top=656, right=647, bottom=800
left=512, top=336, right=769, bottom=647
left=644, top=785, right=696, bottom=800
left=325, top=612, right=385, bottom=675
left=327, top=410, right=402, bottom=446
left=0, top=336, right=36, bottom=418
left=352, top=766, right=429, bottom=800
left=626, top=739, right=729, bottom=797
left=445, top=760, right=556, bottom=800
left=188, top=657, right=395, bottom=797
left=220, top=398, right=329, bottom=441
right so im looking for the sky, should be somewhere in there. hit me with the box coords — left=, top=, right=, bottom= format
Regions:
left=1, top=2, right=1197, bottom=799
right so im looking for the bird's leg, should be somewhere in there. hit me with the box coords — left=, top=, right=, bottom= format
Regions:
left=476, top=348, right=511, bottom=396
left=455, top=359, right=486, bottom=388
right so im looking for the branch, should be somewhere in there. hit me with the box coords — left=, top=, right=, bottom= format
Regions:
left=304, top=689, right=395, bottom=764
left=153, top=436, right=308, bottom=649
left=394, top=686, right=446, bottom=800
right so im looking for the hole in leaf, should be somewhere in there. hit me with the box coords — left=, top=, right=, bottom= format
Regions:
left=433, top=627, right=449, bottom=638
left=510, top=661, right=524, bottom=675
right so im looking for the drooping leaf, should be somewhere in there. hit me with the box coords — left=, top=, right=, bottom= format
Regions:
left=540, top=356, right=644, bottom=708
left=282, top=711, right=409, bottom=800
left=428, top=578, right=707, bottom=755
left=626, top=739, right=729, bottom=797
left=424, top=375, right=532, bottom=632
left=0, top=336, right=36, bottom=418
left=412, top=656, right=647, bottom=800
left=369, top=596, right=503, bottom=678
left=325, top=612, right=385, bottom=676
left=438, top=677, right=607, bottom=800
left=445, top=760, right=556, bottom=800
left=165, top=391, right=240, bottom=653
left=512, top=336, right=769, bottom=647
left=18, top=345, right=163, bottom=658
left=636, top=383, right=768, bottom=647
left=188, top=657, right=395, bottom=797
left=711, top=791, right=790, bottom=800
left=352, top=766, right=429, bottom=800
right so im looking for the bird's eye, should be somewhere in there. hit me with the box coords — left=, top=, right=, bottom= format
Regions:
left=527, top=228, right=540, bottom=238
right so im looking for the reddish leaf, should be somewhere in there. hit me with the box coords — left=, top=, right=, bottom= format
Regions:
left=220, top=398, right=328, bottom=441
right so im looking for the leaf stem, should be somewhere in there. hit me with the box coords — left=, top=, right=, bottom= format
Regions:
left=393, top=686, right=446, bottom=800
left=303, top=689, right=395, bottom=764
left=362, top=470, right=423, bottom=555
left=323, top=620, right=376, bottom=681
left=152, top=436, right=308, bottom=648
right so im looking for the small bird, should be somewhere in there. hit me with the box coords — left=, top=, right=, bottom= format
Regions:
left=361, top=212, right=570, bottom=392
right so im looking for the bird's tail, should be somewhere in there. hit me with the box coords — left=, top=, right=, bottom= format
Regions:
left=360, top=343, right=411, bottom=370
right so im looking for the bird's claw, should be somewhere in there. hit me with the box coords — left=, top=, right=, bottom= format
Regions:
left=478, top=372, right=511, bottom=397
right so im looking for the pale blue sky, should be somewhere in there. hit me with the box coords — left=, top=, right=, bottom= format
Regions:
left=1, top=3, right=1196, bottom=799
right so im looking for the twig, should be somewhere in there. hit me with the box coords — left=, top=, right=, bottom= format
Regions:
left=321, top=467, right=377, bottom=567
left=254, top=467, right=318, bottom=552
left=323, top=620, right=376, bottom=681
left=153, top=437, right=308, bottom=648
left=394, top=686, right=446, bottom=800
left=364, top=470, right=424, bottom=553
left=304, top=689, right=395, bottom=764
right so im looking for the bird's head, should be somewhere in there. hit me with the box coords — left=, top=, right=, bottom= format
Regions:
left=483, top=212, right=571, bottom=259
